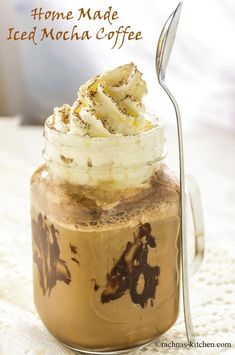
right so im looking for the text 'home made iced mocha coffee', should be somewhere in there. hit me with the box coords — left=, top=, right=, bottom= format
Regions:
left=31, top=63, right=180, bottom=352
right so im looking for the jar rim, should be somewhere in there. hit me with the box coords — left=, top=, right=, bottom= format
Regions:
left=43, top=114, right=165, bottom=186
left=44, top=114, right=164, bottom=147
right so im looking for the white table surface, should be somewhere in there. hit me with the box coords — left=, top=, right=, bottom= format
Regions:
left=0, top=117, right=234, bottom=354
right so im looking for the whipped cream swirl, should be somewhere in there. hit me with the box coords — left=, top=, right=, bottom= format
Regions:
left=47, top=63, right=154, bottom=137
left=44, top=63, right=165, bottom=186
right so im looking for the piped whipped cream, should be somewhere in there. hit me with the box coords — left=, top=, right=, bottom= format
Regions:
left=47, top=63, right=154, bottom=137
left=44, top=63, right=165, bottom=186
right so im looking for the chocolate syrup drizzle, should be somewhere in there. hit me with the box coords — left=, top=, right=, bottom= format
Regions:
left=101, top=223, right=160, bottom=308
left=32, top=214, right=71, bottom=295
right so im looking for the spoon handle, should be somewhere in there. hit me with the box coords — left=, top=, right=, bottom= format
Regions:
left=161, top=82, right=194, bottom=343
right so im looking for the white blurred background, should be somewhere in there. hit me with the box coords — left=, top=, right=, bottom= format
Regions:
left=1, top=0, right=235, bottom=133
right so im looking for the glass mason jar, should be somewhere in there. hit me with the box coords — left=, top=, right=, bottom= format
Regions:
left=30, top=118, right=203, bottom=353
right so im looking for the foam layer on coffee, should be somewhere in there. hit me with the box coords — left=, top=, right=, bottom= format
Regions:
left=31, top=165, right=180, bottom=231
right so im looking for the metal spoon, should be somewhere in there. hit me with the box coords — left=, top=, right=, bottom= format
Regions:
left=156, top=2, right=194, bottom=343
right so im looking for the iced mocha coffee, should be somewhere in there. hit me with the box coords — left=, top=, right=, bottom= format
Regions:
left=31, top=63, right=180, bottom=352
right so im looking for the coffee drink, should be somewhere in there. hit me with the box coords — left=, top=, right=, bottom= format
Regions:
left=31, top=63, right=180, bottom=352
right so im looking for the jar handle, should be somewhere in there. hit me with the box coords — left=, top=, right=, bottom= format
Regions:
left=186, top=175, right=205, bottom=276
